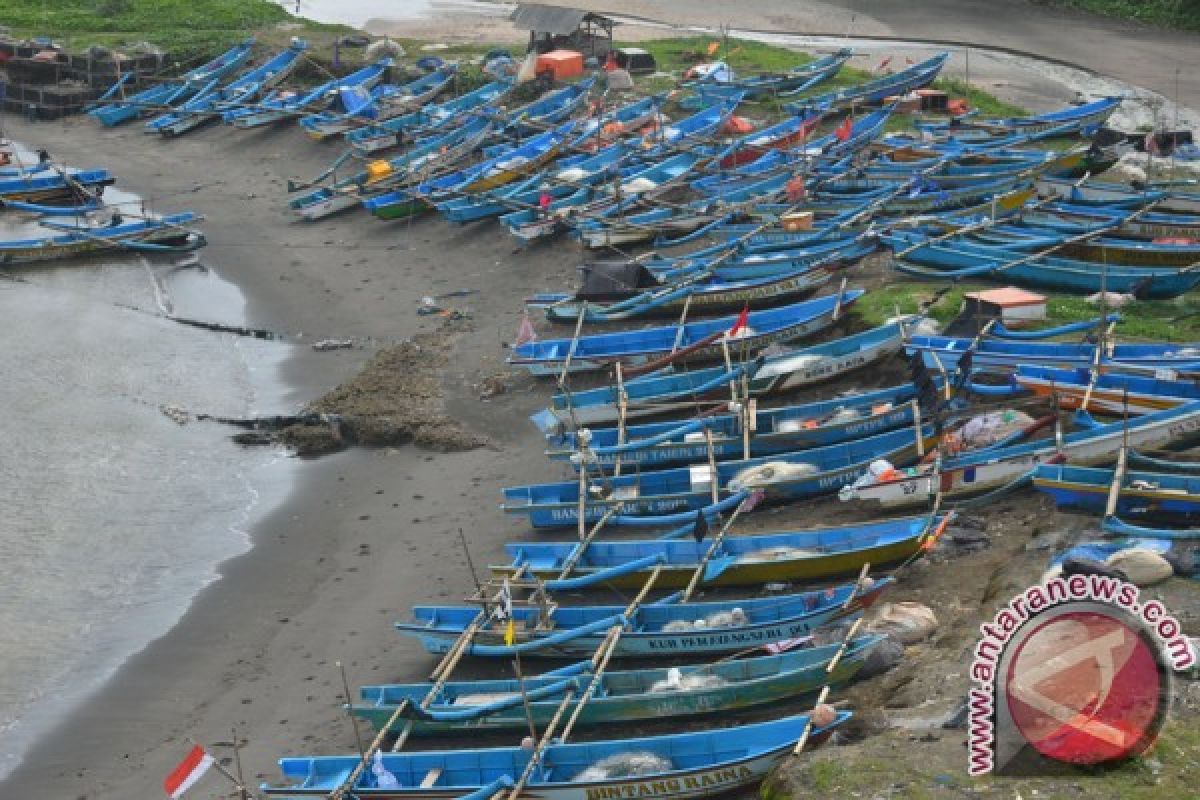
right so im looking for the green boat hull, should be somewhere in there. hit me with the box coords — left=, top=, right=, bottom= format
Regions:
left=352, top=645, right=871, bottom=736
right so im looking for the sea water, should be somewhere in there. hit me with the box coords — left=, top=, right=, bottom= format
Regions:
left=0, top=183, right=296, bottom=779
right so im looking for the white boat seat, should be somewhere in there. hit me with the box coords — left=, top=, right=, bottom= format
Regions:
left=420, top=768, right=444, bottom=788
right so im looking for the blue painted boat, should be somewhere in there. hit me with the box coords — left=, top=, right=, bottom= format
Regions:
left=499, top=515, right=947, bottom=588
left=89, top=38, right=255, bottom=126
left=786, top=53, right=948, bottom=112
left=1014, top=365, right=1200, bottom=415
left=354, top=636, right=878, bottom=735
left=345, top=79, right=513, bottom=153
left=907, top=335, right=1200, bottom=375
left=916, top=95, right=1122, bottom=139
left=533, top=319, right=911, bottom=431
left=509, top=290, right=863, bottom=376
left=639, top=98, right=741, bottom=153
left=222, top=58, right=393, bottom=128
left=289, top=116, right=496, bottom=221
left=503, top=421, right=936, bottom=529
left=885, top=230, right=1200, bottom=298
left=365, top=121, right=577, bottom=219
left=1036, top=174, right=1200, bottom=215
left=1102, top=516, right=1200, bottom=540
left=544, top=381, right=924, bottom=470
left=435, top=142, right=636, bottom=223
left=262, top=711, right=851, bottom=799
left=1033, top=464, right=1200, bottom=516
left=298, top=66, right=457, bottom=139
left=574, top=93, right=666, bottom=143
left=0, top=168, right=114, bottom=203
left=506, top=78, right=597, bottom=136
left=145, top=39, right=307, bottom=136
left=399, top=578, right=890, bottom=657
left=0, top=212, right=204, bottom=263
left=529, top=264, right=836, bottom=323
left=683, top=48, right=852, bottom=102
left=843, top=402, right=1200, bottom=510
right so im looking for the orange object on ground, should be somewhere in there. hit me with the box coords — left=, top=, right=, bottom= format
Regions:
left=947, top=98, right=970, bottom=115
left=536, top=50, right=584, bottom=81
left=1154, top=237, right=1198, bottom=245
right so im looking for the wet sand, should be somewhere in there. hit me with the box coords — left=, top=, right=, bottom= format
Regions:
left=2, top=3, right=1198, bottom=796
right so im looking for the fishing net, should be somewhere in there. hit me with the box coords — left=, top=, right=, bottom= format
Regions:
left=737, top=546, right=820, bottom=563
left=648, top=667, right=728, bottom=693
left=661, top=608, right=749, bottom=632
left=574, top=752, right=674, bottom=782
left=730, top=461, right=818, bottom=490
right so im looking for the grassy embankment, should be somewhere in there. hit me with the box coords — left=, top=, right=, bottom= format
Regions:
left=0, top=0, right=348, bottom=64
left=1058, top=0, right=1200, bottom=32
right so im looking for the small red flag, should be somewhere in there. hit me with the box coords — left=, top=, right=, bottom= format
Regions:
left=728, top=304, right=750, bottom=336
left=515, top=311, right=538, bottom=346
left=163, top=745, right=214, bottom=799
left=539, top=192, right=552, bottom=210
left=905, top=56, right=914, bottom=64
left=876, top=56, right=893, bottom=72
left=835, top=116, right=853, bottom=143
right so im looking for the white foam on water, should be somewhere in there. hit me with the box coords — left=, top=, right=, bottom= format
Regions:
left=0, top=164, right=298, bottom=780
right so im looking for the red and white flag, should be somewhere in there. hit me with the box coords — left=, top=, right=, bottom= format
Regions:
left=163, top=745, right=214, bottom=799
left=728, top=304, right=750, bottom=336
left=514, top=311, right=538, bottom=347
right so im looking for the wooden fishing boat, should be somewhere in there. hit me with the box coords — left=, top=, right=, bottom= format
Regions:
left=683, top=48, right=852, bottom=102
left=841, top=402, right=1200, bottom=509
left=504, top=421, right=937, bottom=529
left=885, top=231, right=1200, bottom=298
left=786, top=53, right=948, bottom=112
left=263, top=711, right=850, bottom=799
left=916, top=95, right=1122, bottom=139
left=906, top=334, right=1200, bottom=375
left=1014, top=365, right=1200, bottom=415
left=532, top=319, right=911, bottom=431
left=222, top=58, right=392, bottom=128
left=638, top=98, right=741, bottom=154
left=435, top=142, right=636, bottom=224
left=1102, top=516, right=1200, bottom=539
left=544, top=379, right=923, bottom=470
left=353, top=636, right=878, bottom=735
left=88, top=38, right=255, bottom=126
left=299, top=67, right=458, bottom=140
left=366, top=121, right=577, bottom=220
left=506, top=78, right=597, bottom=137
left=145, top=39, right=308, bottom=136
left=399, top=579, right=890, bottom=657
left=508, top=290, right=863, bottom=376
left=346, top=79, right=513, bottom=153
left=0, top=212, right=205, bottom=263
left=0, top=168, right=114, bottom=204
left=575, top=93, right=667, bottom=148
left=967, top=223, right=1200, bottom=267
left=1033, top=174, right=1200, bottom=213
left=1033, top=463, right=1200, bottom=516
left=1025, top=203, right=1200, bottom=241
left=715, top=111, right=826, bottom=168
left=289, top=116, right=495, bottom=221
left=496, top=515, right=946, bottom=589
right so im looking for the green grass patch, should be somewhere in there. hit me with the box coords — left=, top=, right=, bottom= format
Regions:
left=931, top=77, right=1026, bottom=118
left=1055, top=0, right=1200, bottom=32
left=854, top=279, right=1200, bottom=342
left=636, top=36, right=816, bottom=76
left=0, top=0, right=346, bottom=64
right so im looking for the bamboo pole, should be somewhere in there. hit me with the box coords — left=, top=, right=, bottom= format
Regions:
left=681, top=495, right=753, bottom=602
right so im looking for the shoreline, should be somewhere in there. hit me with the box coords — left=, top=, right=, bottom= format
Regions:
left=2, top=4, right=1198, bottom=795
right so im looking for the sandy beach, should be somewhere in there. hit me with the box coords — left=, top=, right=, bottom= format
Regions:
left=2, top=2, right=1199, bottom=797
